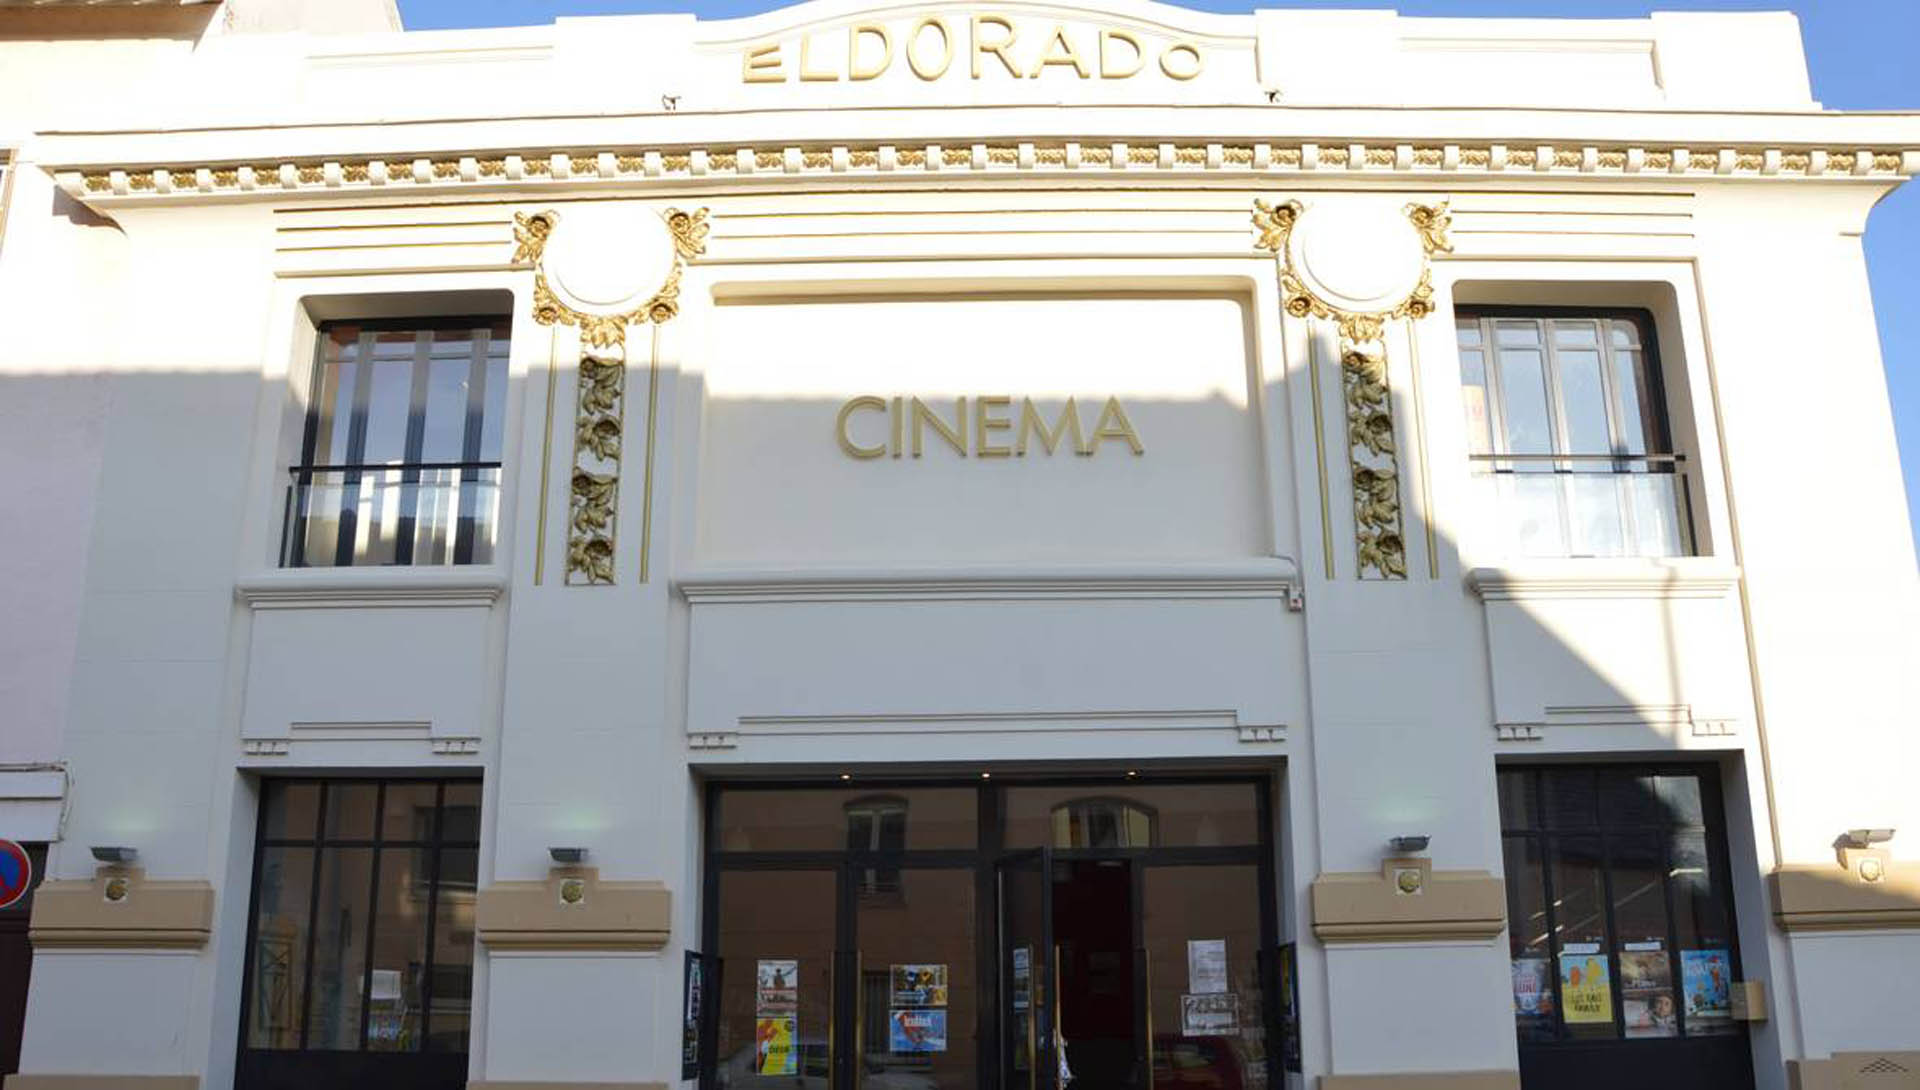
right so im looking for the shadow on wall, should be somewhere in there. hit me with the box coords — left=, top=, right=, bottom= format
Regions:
left=0, top=349, right=1892, bottom=1090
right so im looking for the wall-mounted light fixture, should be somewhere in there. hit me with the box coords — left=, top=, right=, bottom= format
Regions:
left=1834, top=829, right=1895, bottom=881
left=548, top=846, right=589, bottom=866
left=1387, top=835, right=1430, bottom=855
left=1839, top=829, right=1895, bottom=849
left=89, top=846, right=138, bottom=865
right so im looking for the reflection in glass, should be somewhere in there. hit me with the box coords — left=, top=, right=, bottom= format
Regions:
left=248, top=847, right=314, bottom=1050
left=1497, top=767, right=1744, bottom=1051
left=719, top=788, right=977, bottom=853
left=306, top=848, right=375, bottom=1049
left=1050, top=797, right=1157, bottom=849
left=1143, top=866, right=1263, bottom=1090
left=244, top=779, right=481, bottom=1061
left=286, top=320, right=511, bottom=569
left=365, top=849, right=430, bottom=1051
left=1005, top=784, right=1257, bottom=849
left=428, top=848, right=479, bottom=1051
left=858, top=870, right=977, bottom=1090
left=714, top=870, right=836, bottom=1090
left=1503, top=837, right=1555, bottom=1042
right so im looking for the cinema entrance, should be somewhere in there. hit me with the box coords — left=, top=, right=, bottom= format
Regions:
left=699, top=776, right=1289, bottom=1090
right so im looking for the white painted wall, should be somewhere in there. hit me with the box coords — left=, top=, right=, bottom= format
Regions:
left=0, top=3, right=1915, bottom=1089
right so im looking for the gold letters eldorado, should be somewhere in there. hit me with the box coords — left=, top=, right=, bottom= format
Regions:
left=837, top=396, right=1144, bottom=459
left=743, top=15, right=1204, bottom=83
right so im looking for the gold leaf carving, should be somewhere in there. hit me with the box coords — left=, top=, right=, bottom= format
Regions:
left=568, top=469, right=618, bottom=586
left=1251, top=199, right=1452, bottom=580
left=513, top=207, right=709, bottom=586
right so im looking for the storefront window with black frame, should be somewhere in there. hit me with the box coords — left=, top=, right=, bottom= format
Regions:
left=237, top=778, right=480, bottom=1090
left=1499, top=765, right=1750, bottom=1090
left=699, top=776, right=1287, bottom=1090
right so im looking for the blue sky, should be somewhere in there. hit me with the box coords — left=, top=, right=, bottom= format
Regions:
left=400, top=0, right=1920, bottom=551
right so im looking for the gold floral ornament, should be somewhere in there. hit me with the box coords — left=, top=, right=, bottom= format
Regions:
left=513, top=206, right=709, bottom=585
left=1252, top=198, right=1452, bottom=580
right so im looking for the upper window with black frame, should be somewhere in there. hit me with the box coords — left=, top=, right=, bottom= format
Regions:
left=1456, top=310, right=1693, bottom=558
left=283, top=319, right=510, bottom=567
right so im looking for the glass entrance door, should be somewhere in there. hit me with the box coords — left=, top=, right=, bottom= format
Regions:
left=703, top=778, right=1279, bottom=1090
left=998, top=850, right=1054, bottom=1090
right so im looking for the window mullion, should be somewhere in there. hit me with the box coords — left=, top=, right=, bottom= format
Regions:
left=393, top=333, right=434, bottom=566
left=1658, top=813, right=1689, bottom=1039
left=453, top=328, right=490, bottom=564
left=1481, top=317, right=1511, bottom=463
left=357, top=784, right=386, bottom=1051
left=419, top=782, right=446, bottom=1051
left=1597, top=830, right=1626, bottom=1040
left=297, top=783, right=329, bottom=1050
left=335, top=332, right=378, bottom=566
left=1537, top=322, right=1580, bottom=550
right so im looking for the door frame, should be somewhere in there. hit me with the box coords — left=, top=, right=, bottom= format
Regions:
left=698, top=772, right=1284, bottom=1090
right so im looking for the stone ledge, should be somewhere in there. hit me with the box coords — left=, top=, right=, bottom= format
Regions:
left=1771, top=858, right=1920, bottom=932
left=1788, top=1051, right=1920, bottom=1090
left=5, top=1077, right=200, bottom=1090
left=29, top=871, right=213, bottom=950
left=476, top=869, right=670, bottom=952
left=1320, top=1072, right=1521, bottom=1090
left=1311, top=859, right=1506, bottom=944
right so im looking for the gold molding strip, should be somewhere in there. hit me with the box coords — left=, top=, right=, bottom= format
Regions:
left=1306, top=333, right=1335, bottom=580
left=1253, top=199, right=1453, bottom=580
left=55, top=143, right=1919, bottom=205
left=1405, top=318, right=1440, bottom=579
left=638, top=323, right=662, bottom=584
left=512, top=207, right=708, bottom=585
left=533, top=325, right=558, bottom=587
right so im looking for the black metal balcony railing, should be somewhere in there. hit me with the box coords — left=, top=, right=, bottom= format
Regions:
left=281, top=462, right=501, bottom=567
left=1468, top=453, right=1694, bottom=559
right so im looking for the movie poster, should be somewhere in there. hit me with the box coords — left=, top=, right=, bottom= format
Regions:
left=1511, top=957, right=1553, bottom=1018
left=1618, top=950, right=1677, bottom=1039
left=890, top=1009, right=947, bottom=1053
left=891, top=964, right=950, bottom=1009
left=1558, top=953, right=1613, bottom=1025
left=1681, top=949, right=1733, bottom=1032
left=756, top=960, right=798, bottom=1016
left=755, top=1017, right=797, bottom=1075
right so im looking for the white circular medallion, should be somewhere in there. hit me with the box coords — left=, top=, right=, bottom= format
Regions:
left=1287, top=200, right=1428, bottom=314
left=541, top=205, right=676, bottom=315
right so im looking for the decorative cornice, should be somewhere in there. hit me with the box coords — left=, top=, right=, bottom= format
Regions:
left=53, top=141, right=1919, bottom=206
left=679, top=563, right=1301, bottom=604
left=235, top=571, right=507, bottom=609
left=1468, top=560, right=1740, bottom=601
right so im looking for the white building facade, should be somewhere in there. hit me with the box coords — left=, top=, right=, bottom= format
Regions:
left=1, top=3, right=1917, bottom=1090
